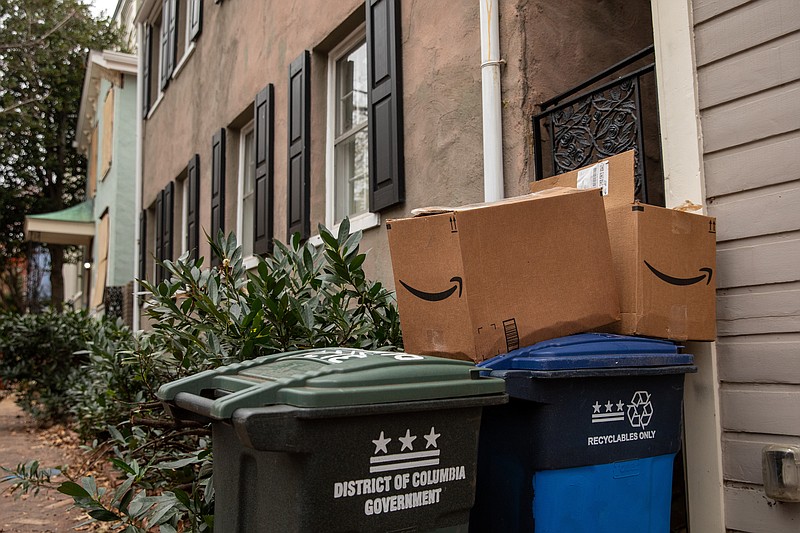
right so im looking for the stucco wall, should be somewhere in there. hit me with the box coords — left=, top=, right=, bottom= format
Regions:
left=140, top=0, right=654, bottom=287
left=140, top=0, right=492, bottom=287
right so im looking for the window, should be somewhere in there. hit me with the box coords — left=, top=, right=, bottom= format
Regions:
left=313, top=0, right=404, bottom=240
left=328, top=30, right=370, bottom=227
left=186, top=0, right=202, bottom=46
left=237, top=123, right=256, bottom=260
left=143, top=0, right=202, bottom=117
left=142, top=18, right=162, bottom=115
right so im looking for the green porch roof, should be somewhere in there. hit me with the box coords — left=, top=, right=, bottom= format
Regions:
left=27, top=199, right=94, bottom=223
left=24, top=199, right=95, bottom=246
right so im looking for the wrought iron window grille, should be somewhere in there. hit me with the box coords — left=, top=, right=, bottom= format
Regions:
left=532, top=45, right=663, bottom=205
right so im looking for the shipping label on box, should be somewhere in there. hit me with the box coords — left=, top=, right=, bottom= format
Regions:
left=531, top=151, right=717, bottom=341
left=387, top=188, right=620, bottom=362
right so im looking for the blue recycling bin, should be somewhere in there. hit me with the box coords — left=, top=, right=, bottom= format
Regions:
left=469, top=333, right=696, bottom=533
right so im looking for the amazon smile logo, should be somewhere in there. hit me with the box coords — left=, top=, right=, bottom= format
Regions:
left=644, top=261, right=713, bottom=286
left=399, top=277, right=463, bottom=302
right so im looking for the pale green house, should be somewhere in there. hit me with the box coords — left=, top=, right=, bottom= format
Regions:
left=25, top=50, right=138, bottom=322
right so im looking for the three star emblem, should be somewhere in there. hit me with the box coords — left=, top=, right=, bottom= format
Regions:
left=372, top=427, right=441, bottom=454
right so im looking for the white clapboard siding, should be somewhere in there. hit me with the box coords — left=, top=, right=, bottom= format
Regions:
left=704, top=130, right=800, bottom=198
left=717, top=282, right=800, bottom=336
left=694, top=0, right=800, bottom=67
left=698, top=32, right=800, bottom=109
left=725, top=484, right=800, bottom=532
left=701, top=82, right=800, bottom=154
left=715, top=234, right=800, bottom=288
left=718, top=333, right=800, bottom=384
left=721, top=385, right=800, bottom=434
left=694, top=0, right=800, bottom=529
left=723, top=432, right=800, bottom=484
left=708, top=182, right=800, bottom=242
left=693, top=0, right=754, bottom=24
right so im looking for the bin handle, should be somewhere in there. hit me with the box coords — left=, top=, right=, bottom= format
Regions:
left=173, top=392, right=217, bottom=419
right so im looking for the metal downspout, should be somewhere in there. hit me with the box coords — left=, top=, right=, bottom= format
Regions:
left=480, top=0, right=505, bottom=202
left=133, top=22, right=143, bottom=330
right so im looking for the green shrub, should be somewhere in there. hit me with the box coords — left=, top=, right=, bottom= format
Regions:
left=0, top=309, right=92, bottom=422
left=67, top=318, right=144, bottom=440
left=29, top=222, right=403, bottom=532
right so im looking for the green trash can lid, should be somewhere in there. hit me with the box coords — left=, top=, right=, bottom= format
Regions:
left=157, top=348, right=505, bottom=419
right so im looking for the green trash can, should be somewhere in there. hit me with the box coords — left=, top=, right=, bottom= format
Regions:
left=158, top=348, right=506, bottom=533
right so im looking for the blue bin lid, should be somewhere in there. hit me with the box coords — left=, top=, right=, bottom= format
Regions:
left=478, top=333, right=692, bottom=371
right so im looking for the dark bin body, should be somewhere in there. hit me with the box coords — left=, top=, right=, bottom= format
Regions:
left=158, top=348, right=506, bottom=533
left=469, top=334, right=695, bottom=533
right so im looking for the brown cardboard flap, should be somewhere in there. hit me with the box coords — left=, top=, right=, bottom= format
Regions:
left=530, top=150, right=636, bottom=209
left=408, top=188, right=579, bottom=217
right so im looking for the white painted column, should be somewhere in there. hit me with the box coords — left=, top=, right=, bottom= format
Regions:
left=651, top=0, right=725, bottom=531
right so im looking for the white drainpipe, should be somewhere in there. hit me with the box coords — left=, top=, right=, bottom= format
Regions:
left=480, top=0, right=504, bottom=202
left=133, top=22, right=144, bottom=330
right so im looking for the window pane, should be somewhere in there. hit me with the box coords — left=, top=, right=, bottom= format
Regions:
left=335, top=41, right=368, bottom=137
left=334, top=129, right=369, bottom=223
left=242, top=130, right=255, bottom=257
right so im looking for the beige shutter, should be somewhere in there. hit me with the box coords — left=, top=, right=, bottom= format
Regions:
left=90, top=212, right=110, bottom=309
left=100, top=88, right=114, bottom=180
left=88, top=125, right=98, bottom=197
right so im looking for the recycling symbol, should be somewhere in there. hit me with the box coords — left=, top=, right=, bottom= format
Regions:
left=626, top=391, right=653, bottom=429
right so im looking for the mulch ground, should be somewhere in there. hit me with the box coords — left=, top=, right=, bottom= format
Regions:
left=0, top=394, right=106, bottom=532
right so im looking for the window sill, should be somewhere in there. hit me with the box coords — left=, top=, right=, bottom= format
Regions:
left=173, top=43, right=196, bottom=80
left=146, top=91, right=164, bottom=120
left=308, top=212, right=381, bottom=247
left=242, top=254, right=259, bottom=271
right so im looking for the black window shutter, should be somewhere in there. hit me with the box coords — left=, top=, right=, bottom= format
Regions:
left=159, top=0, right=170, bottom=90
left=254, top=84, right=274, bottom=256
left=366, top=0, right=404, bottom=211
left=155, top=189, right=164, bottom=282
left=162, top=181, right=174, bottom=271
left=210, top=128, right=226, bottom=265
left=189, top=0, right=202, bottom=41
left=287, top=51, right=310, bottom=241
left=139, top=210, right=147, bottom=282
left=167, top=0, right=178, bottom=75
left=186, top=154, right=200, bottom=260
left=143, top=25, right=152, bottom=116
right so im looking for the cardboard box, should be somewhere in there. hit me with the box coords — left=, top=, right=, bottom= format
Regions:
left=531, top=151, right=717, bottom=341
left=386, top=188, right=620, bottom=362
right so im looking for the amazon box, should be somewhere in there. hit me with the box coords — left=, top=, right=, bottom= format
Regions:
left=531, top=151, right=717, bottom=341
left=386, top=187, right=620, bottom=362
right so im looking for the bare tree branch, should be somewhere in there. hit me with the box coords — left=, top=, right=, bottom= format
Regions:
left=0, top=90, right=50, bottom=115
left=0, top=9, right=78, bottom=51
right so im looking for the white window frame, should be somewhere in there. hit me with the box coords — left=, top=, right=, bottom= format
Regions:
left=323, top=23, right=379, bottom=237
left=236, top=121, right=258, bottom=269
left=180, top=176, right=189, bottom=256
left=173, top=0, right=196, bottom=79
